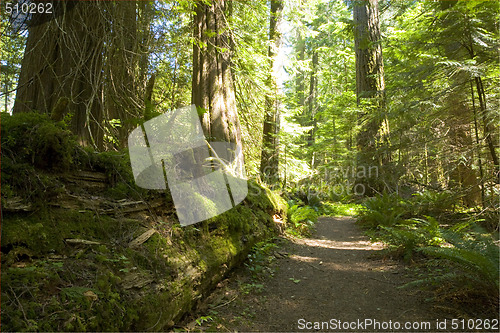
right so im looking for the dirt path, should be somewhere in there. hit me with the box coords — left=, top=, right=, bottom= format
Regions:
left=183, top=217, right=445, bottom=332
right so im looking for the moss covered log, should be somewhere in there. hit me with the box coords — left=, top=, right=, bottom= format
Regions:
left=1, top=112, right=287, bottom=331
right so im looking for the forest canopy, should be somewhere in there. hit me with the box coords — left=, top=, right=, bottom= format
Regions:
left=2, top=0, right=498, bottom=208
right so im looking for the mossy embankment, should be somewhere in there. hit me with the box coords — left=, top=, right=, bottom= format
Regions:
left=0, top=111, right=287, bottom=331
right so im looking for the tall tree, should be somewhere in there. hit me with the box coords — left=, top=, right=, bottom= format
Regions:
left=13, top=1, right=106, bottom=147
left=191, top=0, right=243, bottom=165
left=260, top=0, right=284, bottom=184
left=353, top=0, right=388, bottom=194
left=191, top=0, right=241, bottom=144
left=306, top=50, right=318, bottom=149
left=353, top=0, right=385, bottom=102
left=12, top=1, right=156, bottom=150
left=104, top=0, right=140, bottom=148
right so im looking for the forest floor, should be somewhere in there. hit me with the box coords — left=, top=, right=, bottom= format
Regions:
left=178, top=217, right=465, bottom=332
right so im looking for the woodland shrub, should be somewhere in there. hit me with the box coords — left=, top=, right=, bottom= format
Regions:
left=286, top=200, right=318, bottom=236
left=357, top=193, right=407, bottom=229
left=378, top=216, right=444, bottom=262
left=360, top=193, right=499, bottom=313
left=406, top=226, right=499, bottom=310
left=410, top=189, right=456, bottom=216
left=1, top=111, right=76, bottom=170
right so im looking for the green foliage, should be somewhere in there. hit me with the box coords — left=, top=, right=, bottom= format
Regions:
left=405, top=226, right=499, bottom=307
left=286, top=201, right=318, bottom=236
left=379, top=216, right=444, bottom=262
left=195, top=315, right=213, bottom=326
left=319, top=202, right=362, bottom=217
left=244, top=240, right=279, bottom=280
left=357, top=193, right=406, bottom=229
left=410, top=190, right=456, bottom=215
left=0, top=112, right=79, bottom=203
left=1, top=190, right=282, bottom=331
left=1, top=111, right=76, bottom=170
left=0, top=15, right=26, bottom=113
left=361, top=192, right=498, bottom=312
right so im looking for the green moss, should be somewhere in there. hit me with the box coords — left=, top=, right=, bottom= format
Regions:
left=1, top=111, right=76, bottom=171
left=2, top=209, right=123, bottom=255
left=1, top=162, right=284, bottom=331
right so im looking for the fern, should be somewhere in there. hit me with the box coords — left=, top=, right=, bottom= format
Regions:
left=286, top=203, right=318, bottom=236
left=289, top=205, right=318, bottom=226
left=380, top=226, right=424, bottom=262
left=404, top=226, right=499, bottom=305
left=378, top=216, right=445, bottom=261
left=358, top=193, right=406, bottom=229
left=411, top=189, right=455, bottom=215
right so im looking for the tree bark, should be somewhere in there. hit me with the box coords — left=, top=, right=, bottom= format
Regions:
left=306, top=50, right=318, bottom=149
left=191, top=0, right=242, bottom=164
left=104, top=0, right=139, bottom=149
left=353, top=0, right=388, bottom=195
left=260, top=0, right=284, bottom=184
left=353, top=0, right=385, bottom=102
left=13, top=1, right=106, bottom=148
left=295, top=26, right=305, bottom=114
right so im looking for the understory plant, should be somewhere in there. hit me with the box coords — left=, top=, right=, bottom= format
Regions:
left=410, top=189, right=457, bottom=216
left=357, top=193, right=407, bottom=229
left=406, top=226, right=499, bottom=309
left=379, top=216, right=444, bottom=262
left=286, top=201, right=318, bottom=236
left=360, top=192, right=498, bottom=315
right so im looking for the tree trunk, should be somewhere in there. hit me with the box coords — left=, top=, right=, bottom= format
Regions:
left=353, top=0, right=385, bottom=102
left=470, top=80, right=485, bottom=207
left=474, top=76, right=499, bottom=184
left=306, top=50, right=318, bottom=150
left=295, top=27, right=305, bottom=115
left=191, top=0, right=242, bottom=164
left=13, top=1, right=105, bottom=148
left=104, top=0, right=139, bottom=149
left=353, top=0, right=387, bottom=195
left=260, top=0, right=284, bottom=184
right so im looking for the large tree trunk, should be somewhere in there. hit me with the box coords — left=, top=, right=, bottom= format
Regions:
left=191, top=0, right=242, bottom=161
left=306, top=50, right=318, bottom=149
left=104, top=0, right=139, bottom=149
left=13, top=1, right=105, bottom=148
left=353, top=0, right=384, bottom=102
left=353, top=0, right=388, bottom=195
left=260, top=0, right=284, bottom=184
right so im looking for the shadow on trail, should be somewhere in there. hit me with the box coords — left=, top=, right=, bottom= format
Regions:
left=223, top=217, right=441, bottom=332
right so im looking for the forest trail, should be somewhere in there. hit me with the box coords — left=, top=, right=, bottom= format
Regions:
left=187, top=217, right=442, bottom=331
